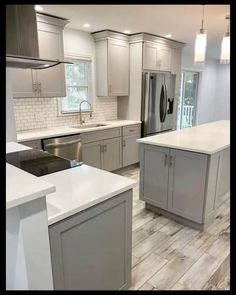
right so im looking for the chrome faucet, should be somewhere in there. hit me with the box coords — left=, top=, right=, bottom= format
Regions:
left=79, top=100, right=92, bottom=125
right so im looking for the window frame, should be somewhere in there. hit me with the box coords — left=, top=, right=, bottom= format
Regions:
left=58, top=53, right=93, bottom=116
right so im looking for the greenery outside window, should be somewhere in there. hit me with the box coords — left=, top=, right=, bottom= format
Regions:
left=59, top=59, right=92, bottom=114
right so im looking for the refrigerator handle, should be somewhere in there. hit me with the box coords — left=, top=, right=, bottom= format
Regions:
left=162, top=84, right=168, bottom=122
left=143, top=72, right=150, bottom=128
left=159, top=84, right=165, bottom=123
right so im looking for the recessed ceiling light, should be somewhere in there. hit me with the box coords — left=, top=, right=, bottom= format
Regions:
left=35, top=5, right=43, bottom=12
left=83, top=24, right=91, bottom=28
left=165, top=34, right=172, bottom=38
left=124, top=30, right=131, bottom=34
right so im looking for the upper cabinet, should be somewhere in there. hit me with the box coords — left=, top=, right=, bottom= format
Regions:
left=92, top=30, right=129, bottom=97
left=143, top=42, right=171, bottom=72
left=9, top=13, right=68, bottom=98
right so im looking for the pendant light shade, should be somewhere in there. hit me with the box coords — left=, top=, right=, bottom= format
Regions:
left=220, top=15, right=230, bottom=64
left=194, top=5, right=207, bottom=64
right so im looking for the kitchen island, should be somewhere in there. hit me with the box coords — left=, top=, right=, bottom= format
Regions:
left=137, top=120, right=230, bottom=231
left=6, top=141, right=136, bottom=290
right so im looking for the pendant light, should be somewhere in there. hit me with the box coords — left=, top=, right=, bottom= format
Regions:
left=220, top=15, right=230, bottom=64
left=194, top=5, right=207, bottom=64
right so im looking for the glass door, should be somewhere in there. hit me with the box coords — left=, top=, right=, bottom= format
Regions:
left=177, top=71, right=199, bottom=129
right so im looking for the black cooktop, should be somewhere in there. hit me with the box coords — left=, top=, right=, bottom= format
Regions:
left=6, top=149, right=82, bottom=177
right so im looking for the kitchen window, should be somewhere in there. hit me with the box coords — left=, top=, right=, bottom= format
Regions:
left=59, top=59, right=92, bottom=114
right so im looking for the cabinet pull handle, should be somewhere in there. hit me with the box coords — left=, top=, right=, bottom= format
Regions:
left=123, top=140, right=126, bottom=147
left=169, top=155, right=174, bottom=166
left=33, top=83, right=37, bottom=95
left=164, top=154, right=168, bottom=166
left=104, top=144, right=107, bottom=152
left=100, top=145, right=104, bottom=153
left=38, top=82, right=42, bottom=96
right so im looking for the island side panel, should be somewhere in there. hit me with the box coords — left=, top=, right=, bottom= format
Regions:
left=49, top=190, right=132, bottom=290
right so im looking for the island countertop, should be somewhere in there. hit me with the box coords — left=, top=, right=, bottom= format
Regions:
left=137, top=120, right=230, bottom=154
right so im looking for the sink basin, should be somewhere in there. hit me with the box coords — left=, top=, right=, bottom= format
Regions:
left=71, top=123, right=108, bottom=129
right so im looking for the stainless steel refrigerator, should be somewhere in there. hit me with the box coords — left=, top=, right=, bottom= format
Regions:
left=141, top=72, right=176, bottom=137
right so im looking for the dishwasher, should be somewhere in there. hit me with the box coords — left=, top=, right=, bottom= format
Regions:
left=42, top=134, right=83, bottom=163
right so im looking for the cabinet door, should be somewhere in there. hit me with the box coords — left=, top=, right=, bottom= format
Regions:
left=123, top=134, right=140, bottom=167
left=9, top=68, right=36, bottom=98
left=170, top=48, right=181, bottom=75
left=143, top=43, right=158, bottom=70
left=140, top=145, right=169, bottom=209
left=49, top=190, right=132, bottom=290
left=103, top=137, right=122, bottom=171
left=156, top=46, right=171, bottom=72
left=108, top=40, right=129, bottom=96
left=82, top=141, right=103, bottom=169
left=36, top=20, right=66, bottom=97
left=167, top=149, right=208, bottom=223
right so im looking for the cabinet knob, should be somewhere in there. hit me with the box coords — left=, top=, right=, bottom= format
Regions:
left=164, top=154, right=168, bottom=166
left=169, top=155, right=174, bottom=166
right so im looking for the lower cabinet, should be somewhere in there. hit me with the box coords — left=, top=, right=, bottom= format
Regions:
left=140, top=145, right=169, bottom=209
left=140, top=144, right=209, bottom=224
left=82, top=140, right=103, bottom=169
left=49, top=190, right=132, bottom=290
left=82, top=137, right=122, bottom=171
left=123, top=134, right=140, bottom=167
left=167, top=149, right=208, bottom=223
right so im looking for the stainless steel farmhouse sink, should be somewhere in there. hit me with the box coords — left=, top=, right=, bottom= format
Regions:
left=71, top=123, right=109, bottom=129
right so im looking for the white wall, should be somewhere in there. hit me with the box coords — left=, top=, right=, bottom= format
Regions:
left=181, top=51, right=217, bottom=125
left=181, top=49, right=230, bottom=125
left=213, top=64, right=230, bottom=120
left=6, top=68, right=17, bottom=142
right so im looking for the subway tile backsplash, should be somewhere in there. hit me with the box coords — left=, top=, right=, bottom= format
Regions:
left=13, top=97, right=117, bottom=132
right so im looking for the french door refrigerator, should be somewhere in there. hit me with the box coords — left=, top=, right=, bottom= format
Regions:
left=141, top=72, right=176, bottom=137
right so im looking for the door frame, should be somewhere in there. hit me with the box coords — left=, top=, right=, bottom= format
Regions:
left=178, top=68, right=202, bottom=129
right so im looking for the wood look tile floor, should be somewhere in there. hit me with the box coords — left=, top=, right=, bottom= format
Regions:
left=115, top=164, right=230, bottom=291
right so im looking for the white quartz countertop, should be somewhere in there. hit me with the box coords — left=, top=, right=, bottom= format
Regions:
left=41, top=165, right=136, bottom=225
left=6, top=163, right=56, bottom=209
left=137, top=120, right=230, bottom=154
left=6, top=141, right=31, bottom=153
left=17, top=120, right=141, bottom=142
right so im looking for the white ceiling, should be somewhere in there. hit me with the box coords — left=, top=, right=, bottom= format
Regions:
left=41, top=4, right=230, bottom=59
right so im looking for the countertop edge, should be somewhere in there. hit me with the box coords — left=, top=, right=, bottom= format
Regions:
left=6, top=185, right=56, bottom=210
left=17, top=121, right=142, bottom=142
left=137, top=140, right=230, bottom=155
left=47, top=182, right=135, bottom=226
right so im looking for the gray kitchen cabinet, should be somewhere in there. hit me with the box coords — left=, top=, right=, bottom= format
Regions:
left=49, top=190, right=132, bottom=290
left=35, top=14, right=67, bottom=97
left=143, top=42, right=171, bottom=72
left=82, top=137, right=122, bottom=171
left=167, top=149, right=208, bottom=223
left=140, top=145, right=169, bottom=209
left=103, top=137, right=122, bottom=171
left=140, top=143, right=229, bottom=230
left=82, top=140, right=103, bottom=169
left=123, top=134, right=140, bottom=167
left=170, top=48, right=182, bottom=75
left=9, top=68, right=36, bottom=98
left=92, top=30, right=129, bottom=97
left=122, top=124, right=141, bottom=167
left=10, top=13, right=68, bottom=98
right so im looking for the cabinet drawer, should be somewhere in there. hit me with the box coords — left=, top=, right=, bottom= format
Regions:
left=81, top=127, right=122, bottom=144
left=123, top=124, right=141, bottom=136
left=21, top=139, right=42, bottom=150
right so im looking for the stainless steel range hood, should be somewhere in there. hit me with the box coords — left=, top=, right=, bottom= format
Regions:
left=6, top=55, right=72, bottom=69
left=6, top=5, right=71, bottom=69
